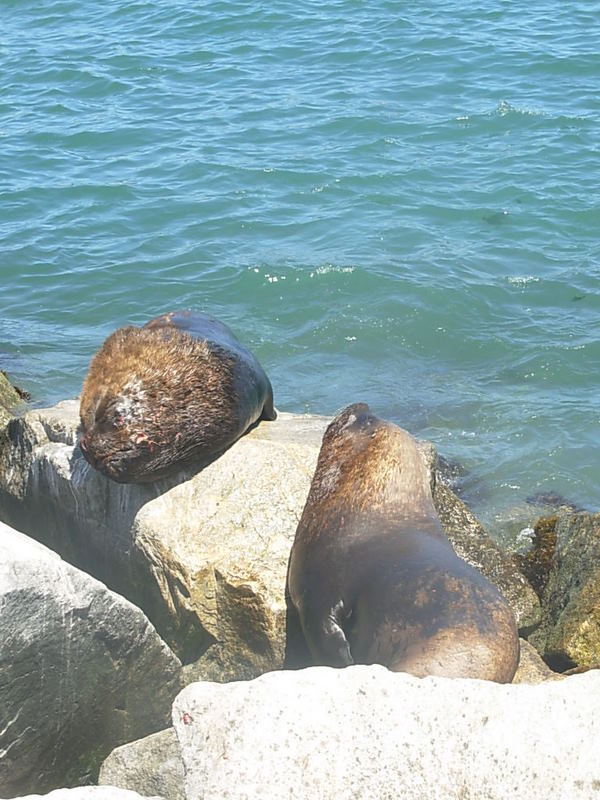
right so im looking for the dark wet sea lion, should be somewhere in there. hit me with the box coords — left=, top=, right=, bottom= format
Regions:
left=79, top=310, right=276, bottom=483
left=287, top=403, right=519, bottom=682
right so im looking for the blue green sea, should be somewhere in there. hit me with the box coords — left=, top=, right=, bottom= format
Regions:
left=2, top=1, right=599, bottom=542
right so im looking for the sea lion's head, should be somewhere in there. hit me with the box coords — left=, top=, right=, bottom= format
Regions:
left=79, top=325, right=219, bottom=483
left=304, top=402, right=437, bottom=522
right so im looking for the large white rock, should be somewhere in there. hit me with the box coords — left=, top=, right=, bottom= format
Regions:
left=15, top=789, right=164, bottom=800
left=173, top=665, right=600, bottom=800
left=0, top=522, right=182, bottom=798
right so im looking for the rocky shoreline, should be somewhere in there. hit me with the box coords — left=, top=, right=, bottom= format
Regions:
left=1, top=371, right=598, bottom=799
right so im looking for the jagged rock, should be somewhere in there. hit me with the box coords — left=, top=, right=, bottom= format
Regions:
left=512, top=638, right=561, bottom=683
left=15, top=789, right=164, bottom=800
left=0, top=401, right=538, bottom=682
left=173, top=665, right=600, bottom=800
left=0, top=522, right=182, bottom=798
left=99, top=729, right=184, bottom=800
left=528, top=512, right=600, bottom=671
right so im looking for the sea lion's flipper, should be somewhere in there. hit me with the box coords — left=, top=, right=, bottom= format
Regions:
left=260, top=387, right=277, bottom=421
left=283, top=596, right=312, bottom=669
left=301, top=598, right=354, bottom=668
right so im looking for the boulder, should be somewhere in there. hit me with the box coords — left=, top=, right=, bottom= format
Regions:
left=15, top=789, right=164, bottom=800
left=528, top=512, right=600, bottom=670
left=98, top=729, right=184, bottom=800
left=0, top=522, right=182, bottom=798
left=94, top=636, right=556, bottom=800
left=173, top=664, right=600, bottom=800
left=0, top=400, right=538, bottom=681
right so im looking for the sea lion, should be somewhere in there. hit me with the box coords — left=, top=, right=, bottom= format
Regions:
left=79, top=310, right=276, bottom=483
left=287, top=403, right=519, bottom=682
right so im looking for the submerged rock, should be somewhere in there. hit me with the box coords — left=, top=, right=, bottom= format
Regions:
left=0, top=522, right=182, bottom=798
left=0, top=400, right=538, bottom=681
left=525, top=490, right=582, bottom=512
left=173, top=664, right=600, bottom=800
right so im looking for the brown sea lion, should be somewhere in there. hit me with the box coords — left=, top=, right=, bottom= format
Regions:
left=287, top=403, right=519, bottom=682
left=79, top=310, right=276, bottom=483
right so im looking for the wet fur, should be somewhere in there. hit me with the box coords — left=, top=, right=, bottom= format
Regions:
left=287, top=403, right=519, bottom=682
left=79, top=311, right=276, bottom=483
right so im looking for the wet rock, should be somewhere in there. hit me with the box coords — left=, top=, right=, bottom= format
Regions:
left=528, top=512, right=600, bottom=671
left=0, top=522, right=182, bottom=797
left=435, top=453, right=469, bottom=493
left=173, top=664, right=600, bottom=800
left=0, top=370, right=24, bottom=429
left=0, top=401, right=536, bottom=681
left=515, top=515, right=558, bottom=599
left=99, top=729, right=184, bottom=800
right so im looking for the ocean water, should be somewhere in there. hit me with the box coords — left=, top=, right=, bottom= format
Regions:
left=2, top=1, right=599, bottom=541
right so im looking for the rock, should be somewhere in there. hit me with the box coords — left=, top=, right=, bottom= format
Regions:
left=173, top=665, right=600, bottom=800
left=514, top=515, right=558, bottom=598
left=0, top=370, right=23, bottom=431
left=432, top=481, right=540, bottom=632
left=525, top=490, right=583, bottom=512
left=15, top=789, right=164, bottom=800
left=512, top=638, right=561, bottom=683
left=528, top=512, right=600, bottom=671
left=0, top=522, right=182, bottom=798
left=0, top=400, right=537, bottom=681
left=98, top=729, right=184, bottom=800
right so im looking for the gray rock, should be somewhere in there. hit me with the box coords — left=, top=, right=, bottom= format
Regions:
left=173, top=665, right=600, bottom=800
left=15, top=789, right=164, bottom=800
left=0, top=522, right=182, bottom=798
left=98, top=729, right=184, bottom=800
left=528, top=511, right=600, bottom=670
left=0, top=400, right=537, bottom=682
